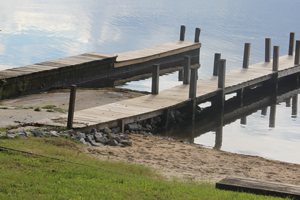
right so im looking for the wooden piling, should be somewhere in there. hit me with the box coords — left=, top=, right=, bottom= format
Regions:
left=292, top=94, right=298, bottom=118
left=241, top=116, right=247, bottom=125
left=261, top=107, right=267, bottom=116
left=180, top=25, right=186, bottom=41
left=218, top=59, right=226, bottom=89
left=269, top=104, right=276, bottom=128
left=151, top=64, right=160, bottom=94
left=243, top=43, right=251, bottom=68
left=189, top=68, right=197, bottom=99
left=118, top=119, right=125, bottom=133
left=67, top=85, right=77, bottom=129
left=289, top=32, right=295, bottom=56
left=213, top=53, right=221, bottom=76
left=178, top=70, right=183, bottom=81
left=183, top=55, right=190, bottom=84
left=295, top=40, right=300, bottom=65
left=194, top=28, right=201, bottom=43
left=273, top=46, right=279, bottom=71
left=265, top=38, right=271, bottom=62
left=189, top=67, right=198, bottom=120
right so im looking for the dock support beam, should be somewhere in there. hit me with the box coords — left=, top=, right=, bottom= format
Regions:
left=152, top=64, right=160, bottom=94
left=295, top=40, right=300, bottom=65
left=289, top=32, right=295, bottom=56
left=273, top=46, right=279, bottom=71
left=243, top=43, right=251, bottom=68
left=194, top=28, right=201, bottom=43
left=118, top=119, right=125, bottom=133
left=189, top=67, right=198, bottom=120
left=67, top=85, right=77, bottom=129
left=265, top=38, right=271, bottom=62
left=180, top=25, right=186, bottom=41
left=213, top=53, right=221, bottom=76
left=183, top=55, right=190, bottom=84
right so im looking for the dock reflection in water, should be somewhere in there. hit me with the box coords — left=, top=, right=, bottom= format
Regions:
left=158, top=81, right=300, bottom=164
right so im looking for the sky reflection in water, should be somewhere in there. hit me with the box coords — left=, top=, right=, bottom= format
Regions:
left=0, top=0, right=300, bottom=163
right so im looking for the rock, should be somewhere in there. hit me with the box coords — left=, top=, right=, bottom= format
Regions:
left=90, top=128, right=97, bottom=135
left=126, top=123, right=142, bottom=131
left=6, top=131, right=17, bottom=139
left=119, top=133, right=129, bottom=140
left=77, top=132, right=86, bottom=139
left=108, top=139, right=118, bottom=146
left=111, top=127, right=120, bottom=134
left=90, top=141, right=101, bottom=147
left=79, top=138, right=87, bottom=145
left=153, top=116, right=161, bottom=123
left=95, top=136, right=108, bottom=144
left=31, top=129, right=44, bottom=137
left=121, top=140, right=132, bottom=146
left=86, top=134, right=94, bottom=140
left=49, top=131, right=59, bottom=137
left=0, top=132, right=2, bottom=137
left=103, top=127, right=112, bottom=134
left=85, top=135, right=94, bottom=143
left=94, top=132, right=103, bottom=138
left=108, top=133, right=122, bottom=142
left=60, top=133, right=69, bottom=138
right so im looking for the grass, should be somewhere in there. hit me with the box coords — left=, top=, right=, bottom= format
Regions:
left=0, top=137, right=289, bottom=200
left=34, top=107, right=41, bottom=111
left=42, top=105, right=67, bottom=113
left=0, top=107, right=8, bottom=109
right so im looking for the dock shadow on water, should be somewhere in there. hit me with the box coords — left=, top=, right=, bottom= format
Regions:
left=158, top=77, right=300, bottom=164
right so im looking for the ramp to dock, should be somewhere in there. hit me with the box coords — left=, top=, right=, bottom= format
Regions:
left=37, top=54, right=299, bottom=130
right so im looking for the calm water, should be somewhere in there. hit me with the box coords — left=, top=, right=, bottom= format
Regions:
left=1, top=0, right=300, bottom=163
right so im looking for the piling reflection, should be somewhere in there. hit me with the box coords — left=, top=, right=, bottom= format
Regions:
left=292, top=95, right=298, bottom=118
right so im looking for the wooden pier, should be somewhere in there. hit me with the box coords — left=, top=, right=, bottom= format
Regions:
left=37, top=44, right=300, bottom=131
left=0, top=26, right=200, bottom=99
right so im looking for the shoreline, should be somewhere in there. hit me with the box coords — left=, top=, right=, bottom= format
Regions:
left=1, top=88, right=300, bottom=185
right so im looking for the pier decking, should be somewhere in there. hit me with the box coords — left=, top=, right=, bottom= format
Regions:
left=37, top=53, right=300, bottom=131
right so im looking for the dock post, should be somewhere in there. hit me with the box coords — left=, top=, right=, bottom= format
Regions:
left=152, top=64, right=160, bottom=94
left=285, top=97, right=291, bottom=107
left=213, top=53, right=221, bottom=76
left=289, top=32, right=295, bottom=56
left=295, top=40, right=300, bottom=65
left=265, top=38, right=271, bottom=62
left=240, top=116, right=247, bottom=125
left=292, top=94, right=298, bottom=118
left=189, top=67, right=198, bottom=120
left=218, top=59, right=226, bottom=108
left=243, top=43, right=251, bottom=68
left=178, top=70, right=183, bottom=81
left=118, top=119, right=125, bottom=133
left=261, top=107, right=268, bottom=116
left=273, top=46, right=279, bottom=71
left=67, top=85, right=77, bottom=129
left=183, top=55, right=191, bottom=84
left=269, top=104, right=276, bottom=128
left=194, top=28, right=201, bottom=43
left=180, top=25, right=186, bottom=41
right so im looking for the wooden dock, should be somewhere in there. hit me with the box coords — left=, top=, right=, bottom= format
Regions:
left=0, top=26, right=201, bottom=99
left=37, top=52, right=300, bottom=131
left=216, top=176, right=300, bottom=199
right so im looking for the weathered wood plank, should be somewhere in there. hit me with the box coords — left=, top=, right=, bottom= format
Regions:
left=216, top=176, right=300, bottom=199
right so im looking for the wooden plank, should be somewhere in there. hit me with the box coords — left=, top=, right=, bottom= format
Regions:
left=216, top=176, right=300, bottom=199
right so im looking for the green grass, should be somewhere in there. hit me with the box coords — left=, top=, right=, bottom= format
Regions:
left=0, top=137, right=288, bottom=200
left=42, top=105, right=56, bottom=109
left=0, top=107, right=8, bottom=109
left=34, top=107, right=41, bottom=111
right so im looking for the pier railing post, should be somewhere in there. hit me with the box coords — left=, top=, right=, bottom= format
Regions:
left=295, top=40, right=300, bottom=65
left=273, top=46, right=279, bottom=71
left=151, top=64, right=160, bottom=94
left=180, top=25, right=186, bottom=41
left=183, top=55, right=191, bottom=84
left=265, top=38, right=271, bottom=62
left=289, top=32, right=295, bottom=56
left=218, top=59, right=226, bottom=108
left=194, top=28, right=201, bottom=43
left=67, top=85, right=77, bottom=129
left=189, top=67, right=198, bottom=120
left=243, top=43, right=251, bottom=68
left=213, top=53, right=221, bottom=76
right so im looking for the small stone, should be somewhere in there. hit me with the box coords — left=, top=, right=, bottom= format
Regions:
left=121, top=140, right=132, bottom=146
left=49, top=131, right=59, bottom=137
left=90, top=128, right=97, bottom=135
left=6, top=131, right=17, bottom=139
left=77, top=132, right=86, bottom=139
left=79, top=138, right=87, bottom=145
left=85, top=135, right=94, bottom=143
left=126, top=123, right=142, bottom=131
left=95, top=136, right=108, bottom=144
left=111, top=127, right=120, bottom=134
left=90, top=141, right=101, bottom=147
left=108, top=139, right=118, bottom=146
left=103, top=127, right=112, bottom=134
left=86, top=134, right=94, bottom=140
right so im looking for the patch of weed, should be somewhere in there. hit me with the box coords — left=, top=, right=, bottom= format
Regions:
left=43, top=105, right=56, bottom=109
left=34, top=107, right=41, bottom=112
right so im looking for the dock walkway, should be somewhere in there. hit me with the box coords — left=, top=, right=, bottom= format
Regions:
left=37, top=54, right=299, bottom=130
